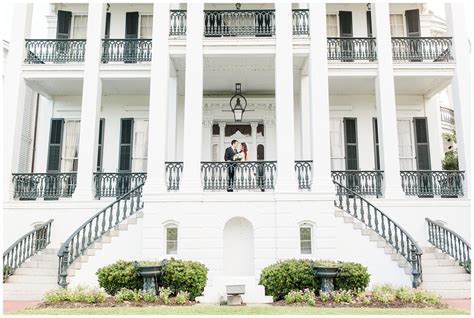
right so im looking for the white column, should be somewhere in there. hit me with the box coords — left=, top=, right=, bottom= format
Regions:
left=425, top=97, right=443, bottom=170
left=445, top=3, right=471, bottom=197
left=166, top=76, right=178, bottom=161
left=264, top=119, right=276, bottom=160
left=218, top=122, right=226, bottom=159
left=275, top=3, right=297, bottom=191
left=372, top=3, right=404, bottom=198
left=72, top=3, right=106, bottom=200
left=308, top=3, right=333, bottom=193
left=300, top=75, right=311, bottom=160
left=251, top=122, right=258, bottom=160
left=3, top=4, right=33, bottom=199
left=202, top=120, right=212, bottom=161
left=180, top=3, right=204, bottom=192
left=143, top=3, right=171, bottom=195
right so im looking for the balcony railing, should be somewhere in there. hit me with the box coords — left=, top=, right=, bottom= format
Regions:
left=12, top=173, right=77, bottom=200
left=331, top=171, right=384, bottom=197
left=327, top=38, right=377, bottom=61
left=101, top=39, right=152, bottom=63
left=166, top=162, right=183, bottom=191
left=391, top=37, right=453, bottom=62
left=170, top=10, right=187, bottom=36
left=24, top=39, right=86, bottom=64
left=440, top=107, right=455, bottom=125
left=204, top=10, right=275, bottom=37
left=94, top=172, right=147, bottom=199
left=295, top=160, right=312, bottom=190
left=201, top=161, right=276, bottom=191
left=400, top=170, right=465, bottom=197
left=292, top=9, right=309, bottom=35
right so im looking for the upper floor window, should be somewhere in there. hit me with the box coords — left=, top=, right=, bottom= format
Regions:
left=299, top=224, right=313, bottom=255
left=140, top=15, right=153, bottom=38
left=390, top=14, right=404, bottom=37
left=72, top=15, right=88, bottom=39
left=61, top=119, right=81, bottom=173
left=166, top=226, right=178, bottom=254
left=326, top=14, right=338, bottom=37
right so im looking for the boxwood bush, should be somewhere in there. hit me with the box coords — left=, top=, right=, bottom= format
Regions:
left=96, top=260, right=142, bottom=295
left=161, top=259, right=208, bottom=300
left=259, top=259, right=370, bottom=300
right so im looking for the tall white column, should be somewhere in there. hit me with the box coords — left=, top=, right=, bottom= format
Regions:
left=180, top=3, right=204, bottom=192
left=308, top=3, right=333, bottom=193
left=219, top=122, right=226, bottom=159
left=250, top=122, right=258, bottom=160
left=166, top=76, right=178, bottom=161
left=425, top=97, right=443, bottom=170
left=3, top=4, right=33, bottom=200
left=372, top=3, right=404, bottom=198
left=143, top=3, right=171, bottom=195
left=202, top=120, right=212, bottom=161
left=445, top=3, right=471, bottom=197
left=275, top=3, right=297, bottom=192
left=72, top=3, right=106, bottom=200
left=300, top=75, right=311, bottom=160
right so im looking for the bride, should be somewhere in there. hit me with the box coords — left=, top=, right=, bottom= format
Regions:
left=239, top=142, right=250, bottom=161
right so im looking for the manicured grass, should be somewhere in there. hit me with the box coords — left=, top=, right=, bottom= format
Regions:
left=10, top=306, right=468, bottom=315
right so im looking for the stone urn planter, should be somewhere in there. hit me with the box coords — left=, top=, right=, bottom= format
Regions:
left=312, top=261, right=339, bottom=293
left=135, top=260, right=166, bottom=295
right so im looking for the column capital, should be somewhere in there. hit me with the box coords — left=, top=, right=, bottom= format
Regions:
left=218, top=121, right=227, bottom=129
left=250, top=121, right=259, bottom=129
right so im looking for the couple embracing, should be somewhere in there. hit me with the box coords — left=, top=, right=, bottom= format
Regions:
left=224, top=140, right=249, bottom=192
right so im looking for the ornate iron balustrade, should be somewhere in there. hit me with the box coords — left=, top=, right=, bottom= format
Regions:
left=292, top=9, right=309, bottom=35
left=440, top=107, right=455, bottom=125
left=12, top=173, right=77, bottom=200
left=57, top=184, right=144, bottom=287
left=204, top=10, right=275, bottom=37
left=426, top=218, right=471, bottom=273
left=331, top=171, right=384, bottom=197
left=400, top=171, right=464, bottom=197
left=295, top=160, right=312, bottom=190
left=391, top=37, right=453, bottom=62
left=24, top=39, right=86, bottom=64
left=3, top=219, right=53, bottom=282
left=101, top=39, right=152, bottom=63
left=170, top=10, right=187, bottom=36
left=327, top=38, right=377, bottom=61
left=201, top=161, right=276, bottom=191
left=166, top=162, right=183, bottom=191
left=94, top=172, right=147, bottom=199
left=334, top=181, right=423, bottom=287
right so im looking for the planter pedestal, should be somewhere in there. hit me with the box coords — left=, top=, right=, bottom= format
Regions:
left=312, top=266, right=338, bottom=293
left=136, top=263, right=165, bottom=295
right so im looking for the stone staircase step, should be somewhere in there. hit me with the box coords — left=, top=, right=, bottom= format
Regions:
left=423, top=246, right=439, bottom=253
left=352, top=222, right=363, bottom=229
left=40, top=248, right=59, bottom=255
left=7, top=275, right=58, bottom=284
left=343, top=216, right=354, bottom=223
left=432, top=290, right=471, bottom=299
left=361, top=228, right=372, bottom=236
left=423, top=265, right=466, bottom=274
left=421, top=281, right=471, bottom=290
left=3, top=291, right=47, bottom=301
left=13, top=267, right=58, bottom=276
left=20, top=260, right=57, bottom=269
left=334, top=210, right=344, bottom=217
left=422, top=253, right=447, bottom=260
left=30, top=253, right=58, bottom=262
left=3, top=282, right=58, bottom=292
left=99, top=236, right=112, bottom=243
left=422, top=273, right=471, bottom=282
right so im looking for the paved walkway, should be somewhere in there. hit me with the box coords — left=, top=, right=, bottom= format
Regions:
left=442, top=298, right=471, bottom=313
left=3, top=301, right=39, bottom=314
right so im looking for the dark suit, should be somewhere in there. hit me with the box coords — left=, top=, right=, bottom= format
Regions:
left=224, top=146, right=237, bottom=191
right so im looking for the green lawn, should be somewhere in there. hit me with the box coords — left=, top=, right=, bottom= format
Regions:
left=10, top=306, right=468, bottom=315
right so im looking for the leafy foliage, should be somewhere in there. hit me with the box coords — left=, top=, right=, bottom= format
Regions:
left=158, top=287, right=173, bottom=305
left=371, top=284, right=396, bottom=303
left=44, top=286, right=106, bottom=304
left=161, top=259, right=208, bottom=300
left=114, top=288, right=142, bottom=303
left=284, top=289, right=316, bottom=306
left=334, top=262, right=370, bottom=291
left=96, top=260, right=142, bottom=295
left=330, top=290, right=353, bottom=303
left=175, top=291, right=190, bottom=305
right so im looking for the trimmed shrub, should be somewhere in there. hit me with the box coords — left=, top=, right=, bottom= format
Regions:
left=44, top=286, right=106, bottom=304
left=395, top=286, right=416, bottom=303
left=142, top=290, right=159, bottom=303
left=96, top=260, right=142, bottom=295
left=334, top=262, right=370, bottom=291
left=175, top=290, right=190, bottom=305
left=161, top=259, right=208, bottom=300
left=114, top=288, right=142, bottom=303
left=371, top=284, right=396, bottom=303
left=259, top=259, right=320, bottom=301
left=319, top=291, right=330, bottom=302
left=158, top=287, right=173, bottom=305
left=330, top=290, right=353, bottom=303
left=284, top=289, right=316, bottom=306
left=414, top=289, right=441, bottom=305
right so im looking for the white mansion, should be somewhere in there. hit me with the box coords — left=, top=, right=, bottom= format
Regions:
left=3, top=2, right=471, bottom=303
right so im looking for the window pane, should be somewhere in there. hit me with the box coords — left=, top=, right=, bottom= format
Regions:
left=73, top=15, right=88, bottom=39
left=300, top=227, right=312, bottom=254
left=390, top=14, right=404, bottom=37
left=166, top=227, right=178, bottom=254
left=326, top=14, right=338, bottom=37
left=140, top=15, right=153, bottom=38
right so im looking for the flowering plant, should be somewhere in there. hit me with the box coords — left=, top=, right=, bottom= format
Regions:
left=233, top=153, right=243, bottom=161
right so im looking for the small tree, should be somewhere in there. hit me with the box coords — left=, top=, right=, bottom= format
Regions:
left=442, top=132, right=458, bottom=170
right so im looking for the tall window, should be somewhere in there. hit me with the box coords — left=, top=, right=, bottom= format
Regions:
left=330, top=118, right=344, bottom=170
left=166, top=226, right=178, bottom=254
left=72, top=15, right=88, bottom=39
left=132, top=119, right=149, bottom=172
left=61, top=120, right=81, bottom=172
left=390, top=14, right=404, bottom=37
left=299, top=224, right=313, bottom=255
left=326, top=14, right=338, bottom=37
left=397, top=119, right=415, bottom=170
left=139, top=15, right=153, bottom=38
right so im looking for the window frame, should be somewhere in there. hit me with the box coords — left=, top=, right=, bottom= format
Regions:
left=389, top=13, right=406, bottom=37
left=139, top=13, right=153, bottom=39
left=71, top=14, right=88, bottom=39
left=299, top=222, right=314, bottom=256
left=397, top=118, right=417, bottom=170
left=326, top=13, right=339, bottom=37
left=164, top=223, right=179, bottom=255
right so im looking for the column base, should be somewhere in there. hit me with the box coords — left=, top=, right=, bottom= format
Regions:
left=72, top=187, right=96, bottom=201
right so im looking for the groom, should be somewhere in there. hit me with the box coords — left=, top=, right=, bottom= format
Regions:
left=224, top=140, right=239, bottom=192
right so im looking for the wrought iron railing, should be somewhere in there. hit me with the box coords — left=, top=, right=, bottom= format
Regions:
left=331, top=171, right=384, bottom=197
left=292, top=9, right=309, bottom=35
left=57, top=184, right=144, bottom=287
left=295, top=160, right=312, bottom=190
left=440, top=107, right=455, bottom=125
left=94, top=172, right=147, bottom=199
left=400, top=171, right=464, bottom=197
left=12, top=173, right=77, bottom=200
left=170, top=10, right=187, bottom=36
left=391, top=37, right=453, bottom=62
left=327, top=38, right=377, bottom=61
left=201, top=161, right=276, bottom=191
left=204, top=10, right=275, bottom=37
left=334, top=181, right=423, bottom=287
left=166, top=162, right=183, bottom=191
left=3, top=219, right=53, bottom=282
left=24, top=39, right=86, bottom=64
left=101, top=39, right=152, bottom=63
left=426, top=218, right=471, bottom=273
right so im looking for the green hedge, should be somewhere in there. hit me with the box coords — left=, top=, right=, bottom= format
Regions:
left=96, top=260, right=142, bottom=295
left=259, top=259, right=370, bottom=300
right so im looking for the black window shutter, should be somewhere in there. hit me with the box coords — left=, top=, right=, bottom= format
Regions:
left=414, top=117, right=431, bottom=170
left=125, top=12, right=139, bottom=38
left=96, top=119, right=105, bottom=172
left=405, top=9, right=421, bottom=37
left=366, top=11, right=373, bottom=37
left=47, top=119, right=64, bottom=172
left=56, top=10, right=72, bottom=39
left=105, top=12, right=111, bottom=39
left=344, top=118, right=359, bottom=170
left=118, top=118, right=134, bottom=172
left=372, top=118, right=381, bottom=170
left=339, top=11, right=353, bottom=37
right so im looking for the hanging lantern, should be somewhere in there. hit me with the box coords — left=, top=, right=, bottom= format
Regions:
left=229, top=83, right=247, bottom=122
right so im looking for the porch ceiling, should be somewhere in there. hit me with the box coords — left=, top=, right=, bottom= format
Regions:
left=25, top=78, right=83, bottom=98
left=394, top=76, right=451, bottom=97
left=102, top=78, right=151, bottom=96
left=329, top=77, right=375, bottom=95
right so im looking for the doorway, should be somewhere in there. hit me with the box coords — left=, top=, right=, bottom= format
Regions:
left=223, top=217, right=255, bottom=276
